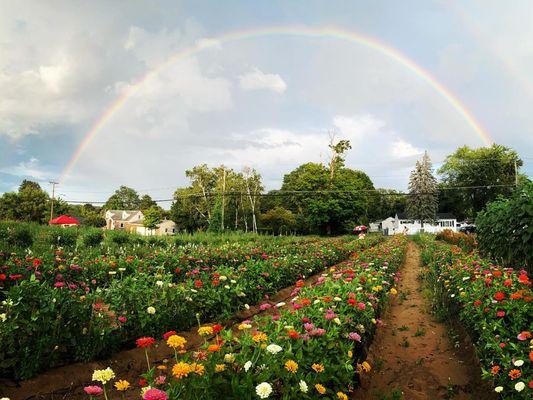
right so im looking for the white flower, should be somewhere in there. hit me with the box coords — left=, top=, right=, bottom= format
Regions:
left=299, top=380, right=308, bottom=393
left=0, top=313, right=6, bottom=322
left=156, top=280, right=164, bottom=287
left=190, top=289, right=198, bottom=293
left=462, top=276, right=470, bottom=281
left=450, top=294, right=455, bottom=298
left=255, top=382, right=273, bottom=399
left=224, top=285, right=230, bottom=289
left=224, top=353, right=235, bottom=363
left=147, top=306, right=156, bottom=314
left=513, top=359, right=524, bottom=367
left=108, top=271, right=117, bottom=275
left=238, top=292, right=246, bottom=297
left=118, top=267, right=126, bottom=272
left=244, top=361, right=252, bottom=372
left=245, top=304, right=250, bottom=310
left=333, top=297, right=341, bottom=302
left=1, top=397, right=11, bottom=400
left=514, top=382, right=525, bottom=392
left=219, top=275, right=227, bottom=281
left=276, top=302, right=286, bottom=307
left=333, top=317, right=341, bottom=325
left=494, top=386, right=503, bottom=393
left=230, top=279, right=237, bottom=284
left=266, top=344, right=283, bottom=354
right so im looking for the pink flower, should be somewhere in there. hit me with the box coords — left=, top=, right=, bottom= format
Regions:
left=304, top=323, right=314, bottom=331
left=324, top=309, right=336, bottom=320
left=143, top=388, right=168, bottom=400
left=357, top=302, right=366, bottom=310
left=118, top=316, right=127, bottom=323
left=349, top=332, right=362, bottom=342
left=496, top=310, right=506, bottom=318
left=54, top=281, right=65, bottom=288
left=271, top=314, right=280, bottom=321
left=259, top=303, right=272, bottom=311
left=84, top=386, right=103, bottom=395
left=293, top=303, right=302, bottom=310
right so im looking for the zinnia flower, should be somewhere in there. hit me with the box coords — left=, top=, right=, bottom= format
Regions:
left=244, top=360, right=252, bottom=372
left=92, top=367, right=115, bottom=384
left=266, top=344, right=282, bottom=354
left=147, top=306, right=156, bottom=314
left=215, top=364, right=226, bottom=372
left=163, top=330, right=177, bottom=340
left=284, top=360, right=298, bottom=373
left=255, top=382, right=273, bottom=399
left=299, top=380, right=308, bottom=393
left=84, top=386, right=103, bottom=395
left=337, top=392, right=348, bottom=400
left=312, top=363, right=325, bottom=373
left=315, top=384, right=326, bottom=394
left=514, top=382, right=525, bottom=392
left=114, top=380, right=130, bottom=391
left=166, top=335, right=186, bottom=349
left=509, top=369, right=521, bottom=380
left=143, top=388, right=168, bottom=400
left=172, top=362, right=191, bottom=379
left=136, top=337, right=156, bottom=348
left=198, top=326, right=214, bottom=336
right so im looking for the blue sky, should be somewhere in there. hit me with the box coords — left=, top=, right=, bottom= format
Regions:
left=0, top=0, right=532, bottom=203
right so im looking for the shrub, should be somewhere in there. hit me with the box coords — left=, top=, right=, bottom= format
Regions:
left=476, top=181, right=532, bottom=272
left=0, top=222, right=34, bottom=248
left=435, top=229, right=476, bottom=252
left=43, top=226, right=78, bottom=247
left=79, top=228, right=104, bottom=247
left=106, top=230, right=131, bottom=246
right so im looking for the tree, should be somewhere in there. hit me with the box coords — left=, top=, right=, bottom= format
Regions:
left=260, top=207, right=296, bottom=235
left=438, top=144, right=522, bottom=219
left=143, top=206, right=163, bottom=231
left=0, top=192, right=21, bottom=221
left=242, top=166, right=263, bottom=233
left=369, top=189, right=407, bottom=220
left=104, top=186, right=141, bottom=210
left=406, top=151, right=438, bottom=226
left=139, top=194, right=157, bottom=211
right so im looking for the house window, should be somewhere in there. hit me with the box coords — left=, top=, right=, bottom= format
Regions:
left=165, top=228, right=168, bottom=232
left=172, top=228, right=175, bottom=233
left=120, top=222, right=124, bottom=228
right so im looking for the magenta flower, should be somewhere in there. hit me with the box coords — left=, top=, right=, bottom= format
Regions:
left=54, top=281, right=65, bottom=288
left=118, top=316, right=127, bottom=323
left=84, top=386, right=103, bottom=395
left=349, top=332, right=362, bottom=342
left=259, top=303, right=272, bottom=311
left=357, top=302, right=366, bottom=310
left=143, top=388, right=168, bottom=400
left=304, top=323, right=314, bottom=331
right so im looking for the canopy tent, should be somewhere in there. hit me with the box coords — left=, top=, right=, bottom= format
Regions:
left=49, top=215, right=80, bottom=225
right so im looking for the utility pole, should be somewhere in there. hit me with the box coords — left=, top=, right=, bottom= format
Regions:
left=221, top=168, right=226, bottom=231
left=49, top=181, right=58, bottom=221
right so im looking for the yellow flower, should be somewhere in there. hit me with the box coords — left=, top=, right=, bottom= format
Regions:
left=337, top=392, right=348, bottom=400
left=347, top=350, right=353, bottom=359
left=114, top=380, right=130, bottom=391
left=191, top=362, right=205, bottom=376
left=215, top=364, right=226, bottom=373
left=238, top=323, right=252, bottom=330
left=315, top=384, right=326, bottom=394
left=167, top=335, right=187, bottom=349
left=253, top=332, right=268, bottom=342
left=357, top=361, right=372, bottom=373
left=390, top=288, right=398, bottom=295
left=198, top=326, right=214, bottom=336
left=157, top=365, right=167, bottom=371
left=92, top=367, right=115, bottom=384
left=284, top=360, right=298, bottom=373
left=312, top=363, right=325, bottom=373
left=172, top=362, right=191, bottom=379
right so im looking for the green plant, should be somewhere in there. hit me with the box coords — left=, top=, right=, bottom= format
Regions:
left=79, top=228, right=104, bottom=247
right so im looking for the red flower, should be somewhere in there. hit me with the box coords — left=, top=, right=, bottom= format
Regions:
left=347, top=298, right=356, bottom=306
left=295, top=280, right=305, bottom=288
left=194, top=280, right=203, bottom=288
left=163, top=330, right=177, bottom=340
left=530, top=350, right=533, bottom=362
left=32, top=258, right=42, bottom=268
left=473, top=300, right=482, bottom=307
left=118, top=316, right=127, bottom=323
left=212, top=324, right=223, bottom=334
left=493, top=292, right=505, bottom=301
left=496, top=310, right=506, bottom=318
left=139, top=378, right=148, bottom=387
left=0, top=274, right=6, bottom=280
left=212, top=279, right=220, bottom=286
left=9, top=274, right=23, bottom=280
left=503, top=279, right=512, bottom=287
left=529, top=380, right=533, bottom=389
left=519, top=273, right=530, bottom=285
left=287, top=329, right=300, bottom=339
left=136, top=337, right=156, bottom=348
left=493, top=270, right=502, bottom=278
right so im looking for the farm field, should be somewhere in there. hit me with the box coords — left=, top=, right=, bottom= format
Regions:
left=1, top=231, right=530, bottom=399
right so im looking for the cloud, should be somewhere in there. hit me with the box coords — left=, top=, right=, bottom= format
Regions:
left=0, top=157, right=50, bottom=180
left=333, top=115, right=386, bottom=141
left=389, top=139, right=423, bottom=159
left=239, top=68, right=287, bottom=93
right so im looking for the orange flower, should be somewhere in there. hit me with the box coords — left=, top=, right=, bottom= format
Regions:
left=252, top=332, right=268, bottom=342
left=284, top=360, right=298, bottom=373
left=491, top=365, right=500, bottom=375
left=136, top=337, right=156, bottom=348
left=312, top=363, right=325, bottom=373
left=207, top=344, right=221, bottom=352
left=529, top=350, right=533, bottom=362
left=287, top=329, right=300, bottom=339
left=315, top=384, right=326, bottom=394
left=508, top=369, right=521, bottom=380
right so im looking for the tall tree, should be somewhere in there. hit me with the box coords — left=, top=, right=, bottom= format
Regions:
left=406, top=151, right=438, bottom=226
left=242, top=166, right=263, bottom=233
left=369, top=189, right=407, bottom=220
left=139, top=194, right=157, bottom=211
left=438, top=144, right=522, bottom=219
left=143, top=206, right=163, bottom=231
left=104, top=186, right=141, bottom=210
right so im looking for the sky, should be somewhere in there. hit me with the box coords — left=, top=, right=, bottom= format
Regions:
left=0, top=0, right=532, bottom=204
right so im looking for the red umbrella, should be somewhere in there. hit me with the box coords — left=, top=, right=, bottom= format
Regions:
left=49, top=215, right=80, bottom=225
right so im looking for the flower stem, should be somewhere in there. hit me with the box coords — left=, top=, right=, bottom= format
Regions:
left=145, top=348, right=151, bottom=370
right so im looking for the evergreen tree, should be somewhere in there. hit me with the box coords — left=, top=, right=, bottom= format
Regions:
left=406, top=151, right=438, bottom=226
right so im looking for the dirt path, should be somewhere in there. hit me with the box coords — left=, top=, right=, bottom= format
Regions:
left=354, top=242, right=495, bottom=400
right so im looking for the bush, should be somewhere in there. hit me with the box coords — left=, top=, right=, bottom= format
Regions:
left=43, top=226, right=78, bottom=247
left=0, top=222, right=34, bottom=248
left=476, top=181, right=532, bottom=272
left=105, top=230, right=131, bottom=246
left=435, top=229, right=476, bottom=252
left=79, top=228, right=104, bottom=247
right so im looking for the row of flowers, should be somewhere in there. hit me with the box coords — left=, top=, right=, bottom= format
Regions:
left=0, top=235, right=381, bottom=379
left=418, top=237, right=532, bottom=399
left=83, top=236, right=407, bottom=399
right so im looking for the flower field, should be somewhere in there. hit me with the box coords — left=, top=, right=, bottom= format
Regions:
left=418, top=236, right=532, bottom=399
left=0, top=234, right=382, bottom=379
left=84, top=236, right=407, bottom=399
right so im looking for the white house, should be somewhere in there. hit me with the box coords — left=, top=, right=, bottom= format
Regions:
left=104, top=210, right=177, bottom=236
left=376, top=213, right=457, bottom=236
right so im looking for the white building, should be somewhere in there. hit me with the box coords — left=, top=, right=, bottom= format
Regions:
left=104, top=210, right=177, bottom=236
left=374, top=213, right=457, bottom=236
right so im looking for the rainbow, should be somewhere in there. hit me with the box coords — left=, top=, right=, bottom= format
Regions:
left=60, top=25, right=492, bottom=183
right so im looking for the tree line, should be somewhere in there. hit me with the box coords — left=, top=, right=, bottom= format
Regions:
left=0, top=143, right=527, bottom=234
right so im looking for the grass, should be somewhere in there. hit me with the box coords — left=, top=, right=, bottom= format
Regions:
left=398, top=325, right=410, bottom=332
left=413, top=327, right=426, bottom=337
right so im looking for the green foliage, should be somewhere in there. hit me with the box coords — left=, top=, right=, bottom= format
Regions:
left=79, top=228, right=104, bottom=247
left=438, top=144, right=522, bottom=219
left=143, top=206, right=163, bottom=230
left=368, top=189, right=406, bottom=220
left=0, top=180, right=50, bottom=223
left=0, top=222, right=35, bottom=248
left=43, top=226, right=78, bottom=247
left=104, top=186, right=141, bottom=210
left=260, top=207, right=296, bottom=234
left=208, top=195, right=224, bottom=232
left=407, top=151, right=438, bottom=225
left=139, top=194, right=157, bottom=211
left=476, top=181, right=532, bottom=272
left=105, top=230, right=131, bottom=245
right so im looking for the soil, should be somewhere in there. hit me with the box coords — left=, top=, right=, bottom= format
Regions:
left=1, top=255, right=337, bottom=400
left=353, top=242, right=496, bottom=400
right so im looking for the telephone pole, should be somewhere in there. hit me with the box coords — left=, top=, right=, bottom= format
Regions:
left=49, top=181, right=58, bottom=221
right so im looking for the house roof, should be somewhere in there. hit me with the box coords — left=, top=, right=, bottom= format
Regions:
left=396, top=212, right=456, bottom=220
left=106, top=210, right=143, bottom=222
left=49, top=215, right=80, bottom=225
